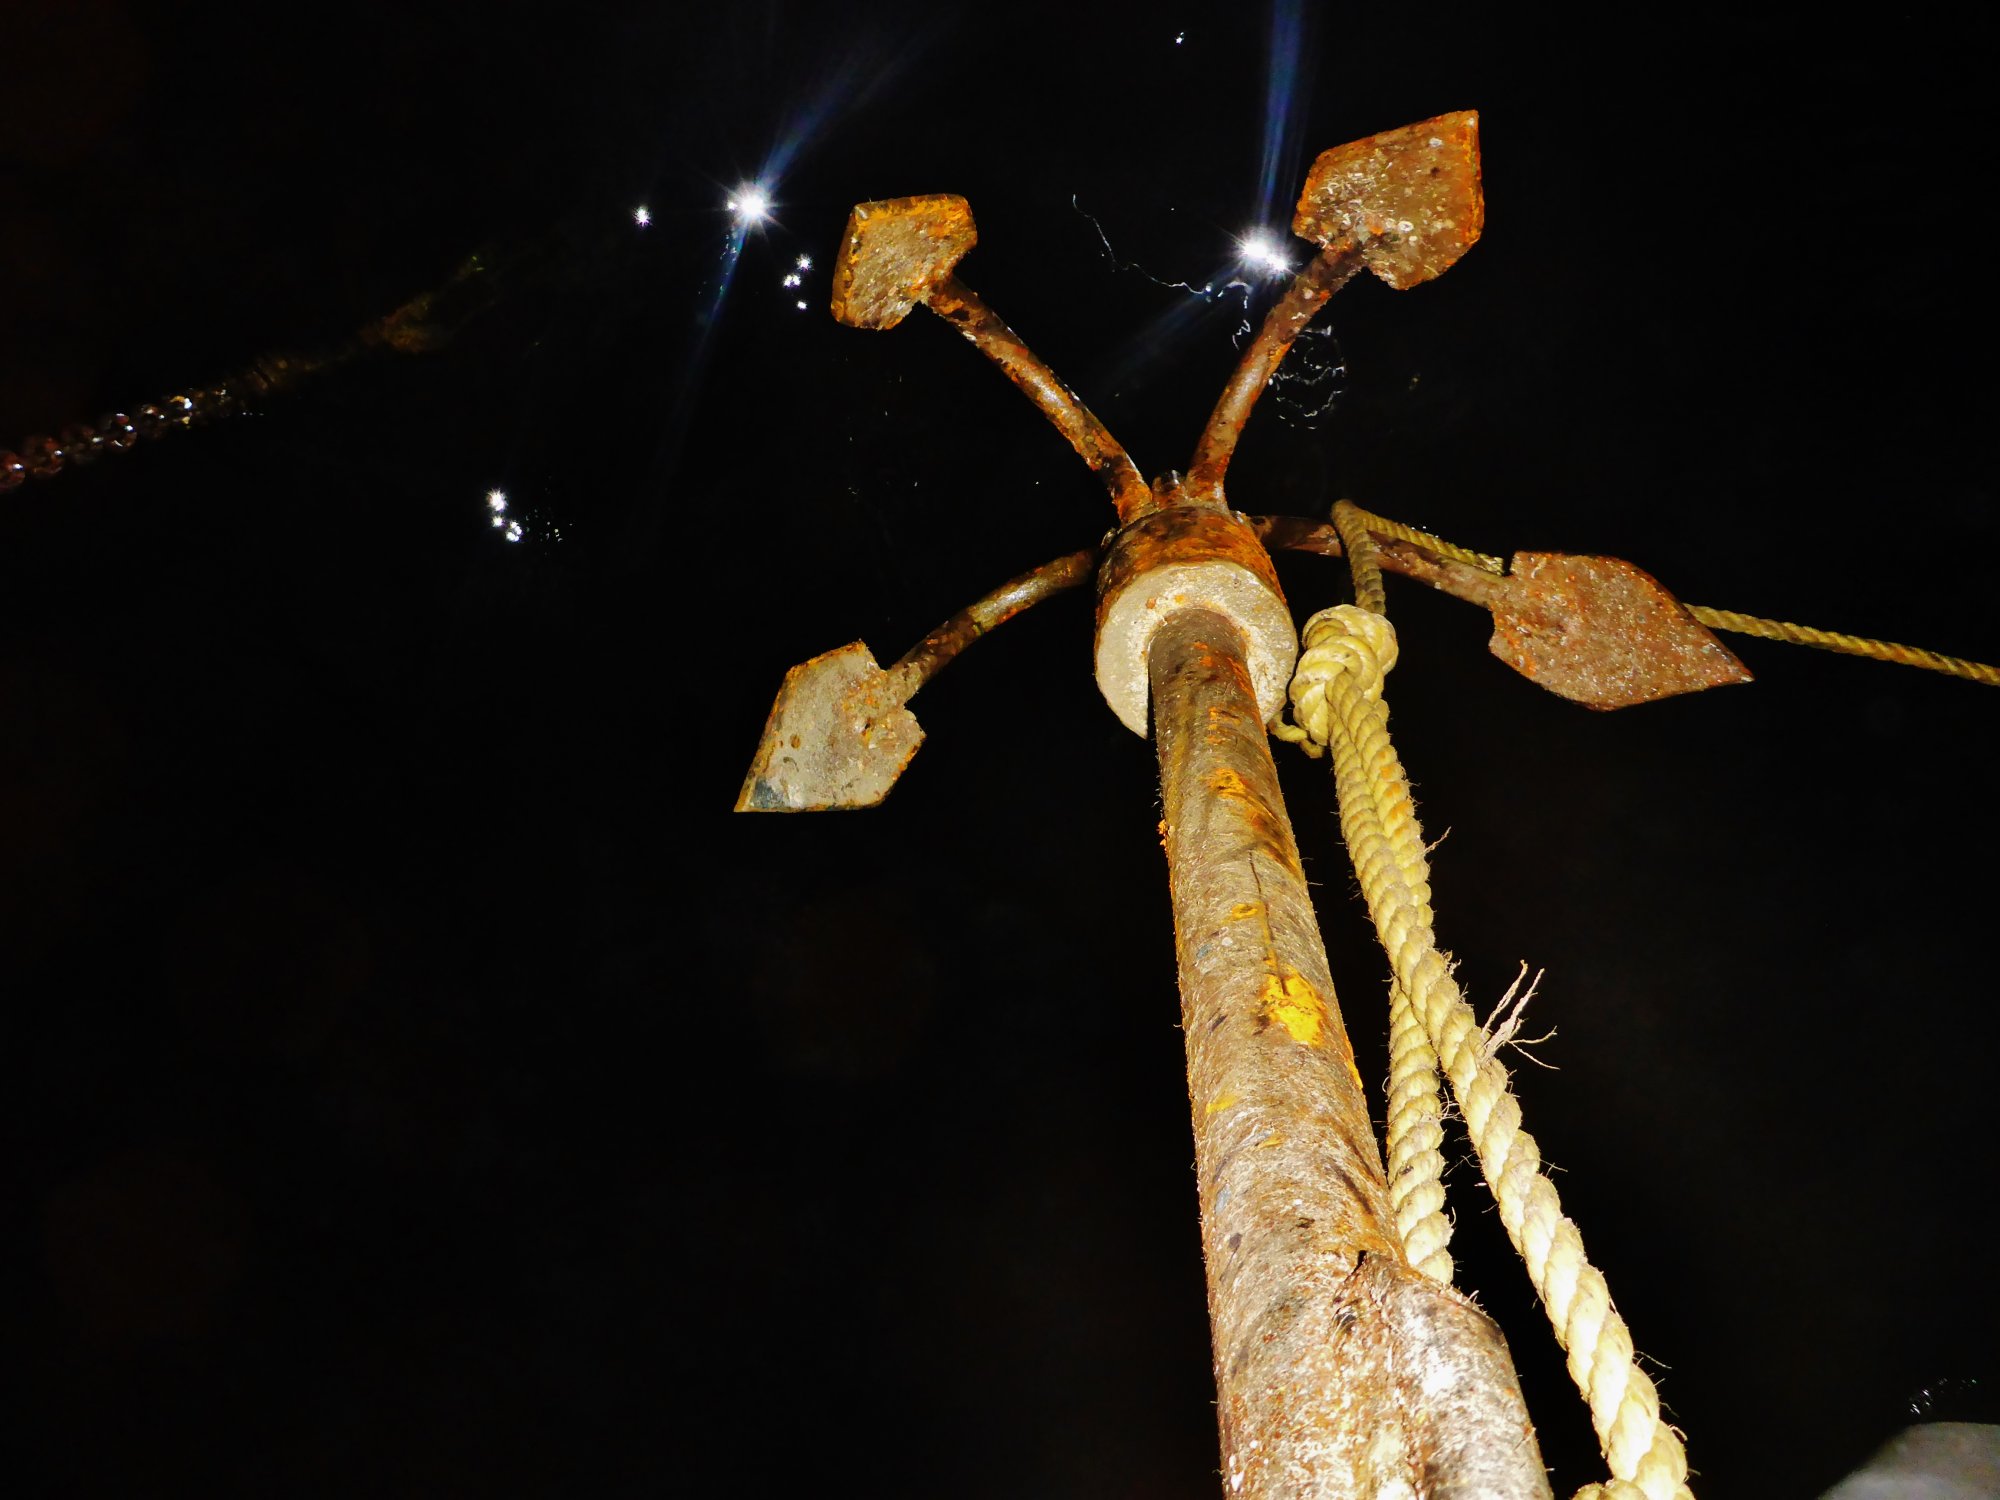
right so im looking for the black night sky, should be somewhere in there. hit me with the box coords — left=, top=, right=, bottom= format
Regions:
left=6, top=4, right=1998, bottom=1495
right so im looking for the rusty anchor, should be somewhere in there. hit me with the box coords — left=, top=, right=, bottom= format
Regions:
left=741, top=110, right=1568, bottom=1498
left=742, top=112, right=1747, bottom=821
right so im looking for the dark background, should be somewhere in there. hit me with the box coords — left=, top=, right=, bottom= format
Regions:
left=5, top=2, right=1997, bottom=1495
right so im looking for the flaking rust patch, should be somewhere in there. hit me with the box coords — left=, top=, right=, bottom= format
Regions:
left=734, top=641, right=922, bottom=811
left=1210, top=768, right=1252, bottom=802
left=1488, top=552, right=1752, bottom=708
left=1209, top=768, right=1300, bottom=874
left=1261, top=967, right=1326, bottom=1047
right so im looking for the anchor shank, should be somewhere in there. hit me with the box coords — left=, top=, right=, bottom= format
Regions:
left=1147, top=606, right=1546, bottom=1498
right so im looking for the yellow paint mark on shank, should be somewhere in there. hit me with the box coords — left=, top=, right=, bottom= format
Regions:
left=1261, top=968, right=1326, bottom=1047
left=1228, top=902, right=1263, bottom=922
left=1204, top=1092, right=1241, bottom=1116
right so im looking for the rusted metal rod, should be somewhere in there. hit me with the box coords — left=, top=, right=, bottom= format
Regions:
left=1185, top=108, right=1485, bottom=510
left=825, top=191, right=1152, bottom=522
left=1149, top=604, right=1547, bottom=1498
left=884, top=544, right=1098, bottom=697
left=1186, top=244, right=1365, bottom=505
left=929, top=275, right=1152, bottom=521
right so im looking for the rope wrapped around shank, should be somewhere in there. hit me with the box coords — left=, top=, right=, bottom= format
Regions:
left=1282, top=602, right=1693, bottom=1500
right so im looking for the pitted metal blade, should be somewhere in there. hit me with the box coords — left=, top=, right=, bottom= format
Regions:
left=735, top=642, right=924, bottom=812
left=1294, top=110, right=1483, bottom=289
left=1488, top=552, right=1752, bottom=709
left=830, top=194, right=978, bottom=330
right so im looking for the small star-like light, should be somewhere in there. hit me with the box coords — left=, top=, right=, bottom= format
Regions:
left=795, top=254, right=813, bottom=270
left=795, top=300, right=808, bottom=311
left=633, top=206, right=651, bottom=227
left=1237, top=229, right=1292, bottom=276
left=487, top=489, right=508, bottom=512
left=728, top=186, right=771, bottom=224
left=782, top=273, right=802, bottom=288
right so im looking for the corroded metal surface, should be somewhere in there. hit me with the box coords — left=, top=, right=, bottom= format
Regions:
left=1256, top=521, right=1755, bottom=709
left=1375, top=1266, right=1550, bottom=1499
left=1250, top=512, right=1349, bottom=559
left=736, top=548, right=1097, bottom=811
left=928, top=275, right=1151, bottom=521
left=1186, top=246, right=1365, bottom=506
left=829, top=194, right=978, bottom=330
left=735, top=642, right=922, bottom=812
left=1371, top=534, right=1506, bottom=607
left=1295, top=110, right=1484, bottom=290
left=1187, top=113, right=1483, bottom=508
left=887, top=545, right=1097, bottom=696
left=1150, top=608, right=1548, bottom=1499
left=1095, top=500, right=1295, bottom=734
left=828, top=188, right=1149, bottom=519
left=1489, top=551, right=1752, bottom=709
left=779, top=121, right=1563, bottom=1490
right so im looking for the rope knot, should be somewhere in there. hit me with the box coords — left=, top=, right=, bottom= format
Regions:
left=1275, top=604, right=1399, bottom=753
left=1302, top=604, right=1399, bottom=695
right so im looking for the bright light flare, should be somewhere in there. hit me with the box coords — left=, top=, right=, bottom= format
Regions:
left=633, top=206, right=651, bottom=227
left=1237, top=229, right=1293, bottom=277
left=727, top=185, right=772, bottom=224
left=795, top=254, right=812, bottom=270
left=487, top=489, right=508, bottom=513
